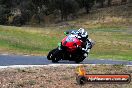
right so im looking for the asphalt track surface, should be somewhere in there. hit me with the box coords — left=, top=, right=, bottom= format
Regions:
left=0, top=55, right=132, bottom=66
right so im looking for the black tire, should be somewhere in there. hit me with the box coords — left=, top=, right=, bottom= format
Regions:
left=47, top=48, right=58, bottom=60
left=76, top=76, right=87, bottom=85
left=75, top=57, right=85, bottom=63
left=52, top=50, right=61, bottom=63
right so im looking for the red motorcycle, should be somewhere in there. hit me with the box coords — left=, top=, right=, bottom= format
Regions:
left=47, top=34, right=90, bottom=63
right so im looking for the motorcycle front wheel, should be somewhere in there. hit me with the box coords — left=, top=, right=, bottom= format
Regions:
left=47, top=48, right=58, bottom=60
left=52, top=49, right=62, bottom=63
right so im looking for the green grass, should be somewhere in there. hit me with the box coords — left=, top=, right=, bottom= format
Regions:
left=88, top=27, right=132, bottom=60
left=0, top=26, right=65, bottom=55
left=0, top=4, right=132, bottom=60
left=0, top=25, right=132, bottom=61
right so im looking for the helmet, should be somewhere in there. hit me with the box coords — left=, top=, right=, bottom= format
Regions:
left=77, top=28, right=88, bottom=41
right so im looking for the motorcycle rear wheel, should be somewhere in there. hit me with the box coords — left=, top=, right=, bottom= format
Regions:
left=75, top=56, right=85, bottom=63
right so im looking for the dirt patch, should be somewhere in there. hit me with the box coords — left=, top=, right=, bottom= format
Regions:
left=0, top=65, right=132, bottom=88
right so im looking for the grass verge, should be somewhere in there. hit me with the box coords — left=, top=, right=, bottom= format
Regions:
left=0, top=65, right=131, bottom=88
left=0, top=25, right=132, bottom=60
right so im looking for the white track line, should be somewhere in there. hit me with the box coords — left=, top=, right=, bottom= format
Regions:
left=0, top=54, right=31, bottom=56
left=0, top=64, right=131, bottom=69
left=1, top=53, right=9, bottom=56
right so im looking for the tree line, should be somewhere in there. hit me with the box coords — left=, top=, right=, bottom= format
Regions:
left=0, top=0, right=130, bottom=26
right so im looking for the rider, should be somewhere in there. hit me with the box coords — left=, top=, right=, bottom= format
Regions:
left=64, top=28, right=94, bottom=57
